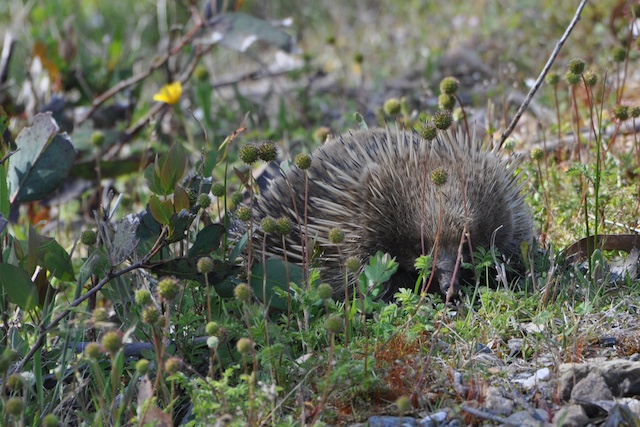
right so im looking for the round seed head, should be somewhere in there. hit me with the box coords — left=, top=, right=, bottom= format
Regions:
left=295, top=153, right=312, bottom=170
left=85, top=342, right=102, bottom=359
left=90, top=131, right=105, bottom=147
left=503, top=138, right=516, bottom=151
left=630, top=106, right=640, bottom=118
left=194, top=65, right=209, bottom=82
left=329, top=228, right=345, bottom=244
left=136, top=359, right=150, bottom=375
left=396, top=395, right=412, bottom=414
left=564, top=71, right=580, bottom=86
left=142, top=307, right=160, bottom=325
left=439, top=76, right=459, bottom=95
left=206, top=321, right=220, bottom=336
left=239, top=143, right=259, bottom=164
left=345, top=257, right=360, bottom=273
left=197, top=257, right=214, bottom=274
left=236, top=206, right=252, bottom=222
left=612, top=46, right=627, bottom=63
left=261, top=217, right=277, bottom=234
left=43, top=414, right=59, bottom=427
left=234, top=282, right=252, bottom=302
left=567, top=58, right=586, bottom=75
left=157, top=277, right=181, bottom=301
left=276, top=217, right=293, bottom=236
left=383, top=98, right=402, bottom=116
left=584, top=71, right=598, bottom=88
left=325, top=315, right=343, bottom=334
left=231, top=191, right=244, bottom=206
left=101, top=331, right=123, bottom=356
left=258, top=141, right=278, bottom=162
left=433, top=110, right=453, bottom=130
left=198, top=193, right=211, bottom=208
left=212, top=183, right=225, bottom=198
left=545, top=72, right=560, bottom=86
left=318, top=283, right=333, bottom=300
left=164, top=357, right=182, bottom=375
left=135, top=289, right=152, bottom=306
left=81, top=230, right=97, bottom=246
left=431, top=168, right=448, bottom=186
left=420, top=123, right=437, bottom=141
left=614, top=105, right=630, bottom=121
left=236, top=337, right=253, bottom=354
left=92, top=308, right=109, bottom=323
left=6, top=373, right=21, bottom=391
left=6, top=397, right=23, bottom=417
left=438, top=93, right=456, bottom=110
left=530, top=147, right=544, bottom=161
left=354, top=52, right=364, bottom=64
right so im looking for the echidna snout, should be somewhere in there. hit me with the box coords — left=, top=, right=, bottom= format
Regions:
left=248, top=127, right=534, bottom=301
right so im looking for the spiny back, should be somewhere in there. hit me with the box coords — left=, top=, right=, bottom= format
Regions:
left=251, top=127, right=533, bottom=300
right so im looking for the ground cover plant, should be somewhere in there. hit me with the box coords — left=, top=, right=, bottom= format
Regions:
left=1, top=0, right=640, bottom=426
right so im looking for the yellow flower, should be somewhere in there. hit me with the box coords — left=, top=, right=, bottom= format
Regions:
left=153, top=81, right=182, bottom=105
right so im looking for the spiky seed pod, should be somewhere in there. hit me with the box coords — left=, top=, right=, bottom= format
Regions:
left=239, top=144, right=259, bottom=164
left=439, top=77, right=459, bottom=95
left=421, top=123, right=437, bottom=141
left=567, top=58, right=586, bottom=75
left=295, top=153, right=312, bottom=170
left=546, top=72, right=560, bottom=86
left=614, top=105, right=630, bottom=121
left=197, top=257, right=214, bottom=274
left=438, top=94, right=456, bottom=111
left=247, top=127, right=533, bottom=300
left=261, top=217, right=277, bottom=234
left=383, top=98, right=402, bottom=116
left=258, top=141, right=278, bottom=162
left=212, top=183, right=225, bottom=197
left=584, top=71, right=598, bottom=88
left=530, top=147, right=544, bottom=161
left=565, top=71, right=580, bottom=86
left=433, top=110, right=453, bottom=129
left=612, top=47, right=627, bottom=63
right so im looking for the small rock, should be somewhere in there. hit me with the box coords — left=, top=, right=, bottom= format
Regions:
left=483, top=387, right=514, bottom=415
left=418, top=410, right=447, bottom=426
left=513, top=367, right=551, bottom=390
left=367, top=415, right=418, bottom=427
left=571, top=370, right=613, bottom=417
left=552, top=404, right=589, bottom=427
left=504, top=409, right=548, bottom=426
left=558, top=359, right=640, bottom=401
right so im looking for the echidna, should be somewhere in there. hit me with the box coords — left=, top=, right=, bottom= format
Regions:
left=249, top=126, right=533, bottom=301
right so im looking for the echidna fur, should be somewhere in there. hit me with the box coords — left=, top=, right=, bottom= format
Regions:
left=248, top=126, right=533, bottom=301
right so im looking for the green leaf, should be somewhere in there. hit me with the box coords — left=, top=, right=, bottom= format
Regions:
left=174, top=185, right=190, bottom=213
left=77, top=248, right=110, bottom=288
left=144, top=161, right=164, bottom=195
left=250, top=259, right=302, bottom=311
left=0, top=264, right=38, bottom=310
left=8, top=113, right=77, bottom=203
left=38, top=237, right=75, bottom=282
left=149, top=195, right=173, bottom=226
left=0, top=164, right=9, bottom=217
left=188, top=224, right=225, bottom=257
left=159, top=143, right=187, bottom=195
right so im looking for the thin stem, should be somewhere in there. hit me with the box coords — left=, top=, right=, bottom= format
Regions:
left=499, top=0, right=588, bottom=147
